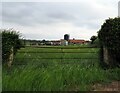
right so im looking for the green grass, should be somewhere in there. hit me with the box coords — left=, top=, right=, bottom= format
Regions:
left=2, top=46, right=120, bottom=91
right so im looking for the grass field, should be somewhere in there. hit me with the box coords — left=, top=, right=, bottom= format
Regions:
left=2, top=46, right=120, bottom=91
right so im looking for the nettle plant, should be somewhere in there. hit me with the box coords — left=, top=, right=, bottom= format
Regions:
left=98, top=17, right=120, bottom=66
left=1, top=29, right=22, bottom=64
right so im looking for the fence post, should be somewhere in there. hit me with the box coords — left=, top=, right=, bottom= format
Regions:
left=102, top=46, right=114, bottom=67
left=8, top=46, right=14, bottom=68
left=103, top=47, right=109, bottom=65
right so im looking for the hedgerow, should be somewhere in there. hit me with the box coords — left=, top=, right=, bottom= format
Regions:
left=1, top=29, right=22, bottom=63
left=98, top=17, right=120, bottom=66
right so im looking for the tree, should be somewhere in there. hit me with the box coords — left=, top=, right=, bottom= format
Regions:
left=90, top=35, right=97, bottom=44
left=98, top=17, right=120, bottom=67
left=41, top=39, right=46, bottom=45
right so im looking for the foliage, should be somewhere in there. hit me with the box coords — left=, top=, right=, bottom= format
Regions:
left=90, top=36, right=97, bottom=44
left=90, top=38, right=100, bottom=48
left=1, top=29, right=22, bottom=63
left=98, top=17, right=120, bottom=66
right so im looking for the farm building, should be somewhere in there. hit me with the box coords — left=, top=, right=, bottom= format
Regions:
left=51, top=40, right=61, bottom=46
left=21, top=34, right=90, bottom=46
left=69, top=39, right=85, bottom=45
left=60, top=39, right=68, bottom=46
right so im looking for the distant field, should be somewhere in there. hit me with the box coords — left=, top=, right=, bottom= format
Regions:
left=2, top=46, right=120, bottom=91
left=14, top=47, right=99, bottom=65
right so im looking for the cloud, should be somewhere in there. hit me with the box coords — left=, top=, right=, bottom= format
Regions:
left=2, top=0, right=119, bottom=40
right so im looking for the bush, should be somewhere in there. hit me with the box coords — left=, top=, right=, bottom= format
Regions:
left=90, top=38, right=100, bottom=48
left=90, top=35, right=97, bottom=44
left=98, top=17, right=120, bottom=66
left=1, top=29, right=22, bottom=64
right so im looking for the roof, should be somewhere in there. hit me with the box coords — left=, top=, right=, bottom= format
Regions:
left=69, top=39, right=85, bottom=43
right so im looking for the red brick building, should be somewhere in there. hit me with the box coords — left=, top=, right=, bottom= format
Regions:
left=69, top=39, right=89, bottom=45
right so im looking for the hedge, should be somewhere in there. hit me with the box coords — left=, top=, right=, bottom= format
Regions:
left=1, top=29, right=22, bottom=64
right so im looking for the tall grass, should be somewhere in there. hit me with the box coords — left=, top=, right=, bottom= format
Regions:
left=2, top=47, right=120, bottom=91
left=3, top=63, right=120, bottom=91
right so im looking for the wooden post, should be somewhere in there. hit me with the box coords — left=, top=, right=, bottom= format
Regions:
left=103, top=46, right=114, bottom=67
left=7, top=47, right=14, bottom=67
left=103, top=47, right=109, bottom=65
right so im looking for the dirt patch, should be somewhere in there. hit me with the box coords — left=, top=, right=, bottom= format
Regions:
left=92, top=81, right=120, bottom=91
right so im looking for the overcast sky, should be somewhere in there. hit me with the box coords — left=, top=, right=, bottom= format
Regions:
left=1, top=0, right=119, bottom=40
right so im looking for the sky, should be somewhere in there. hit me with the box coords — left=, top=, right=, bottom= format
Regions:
left=1, top=0, right=119, bottom=40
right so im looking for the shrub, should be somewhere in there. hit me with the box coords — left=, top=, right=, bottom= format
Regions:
left=98, top=17, right=120, bottom=67
left=90, top=35, right=97, bottom=44
left=90, top=37, right=100, bottom=48
left=1, top=29, right=22, bottom=64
